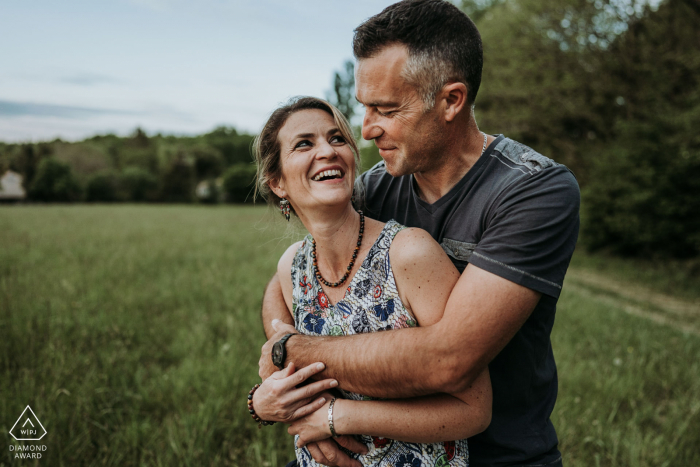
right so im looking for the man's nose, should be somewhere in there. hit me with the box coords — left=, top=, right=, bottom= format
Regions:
left=362, top=111, right=383, bottom=141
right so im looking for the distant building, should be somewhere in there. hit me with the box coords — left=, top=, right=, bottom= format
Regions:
left=0, top=170, right=26, bottom=201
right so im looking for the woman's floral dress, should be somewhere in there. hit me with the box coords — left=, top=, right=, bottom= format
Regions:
left=291, top=220, right=469, bottom=467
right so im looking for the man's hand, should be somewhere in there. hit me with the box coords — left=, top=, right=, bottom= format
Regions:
left=259, top=319, right=299, bottom=380
left=306, top=437, right=367, bottom=467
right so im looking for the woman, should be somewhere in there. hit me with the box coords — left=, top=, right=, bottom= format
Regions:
left=249, top=97, right=491, bottom=467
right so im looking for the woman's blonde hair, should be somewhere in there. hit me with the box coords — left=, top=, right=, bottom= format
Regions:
left=253, top=96, right=360, bottom=218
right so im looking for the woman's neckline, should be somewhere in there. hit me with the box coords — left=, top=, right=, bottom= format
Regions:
left=309, top=220, right=394, bottom=307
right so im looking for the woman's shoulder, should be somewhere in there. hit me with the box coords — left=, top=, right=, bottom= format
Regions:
left=277, top=240, right=305, bottom=277
left=388, top=227, right=460, bottom=326
left=389, top=226, right=444, bottom=264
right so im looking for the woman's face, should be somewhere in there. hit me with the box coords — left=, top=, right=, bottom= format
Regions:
left=271, top=109, right=355, bottom=215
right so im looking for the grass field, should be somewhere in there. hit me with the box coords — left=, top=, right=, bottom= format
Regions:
left=1, top=205, right=698, bottom=466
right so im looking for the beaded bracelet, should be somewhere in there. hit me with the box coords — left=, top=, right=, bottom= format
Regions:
left=248, top=383, right=276, bottom=428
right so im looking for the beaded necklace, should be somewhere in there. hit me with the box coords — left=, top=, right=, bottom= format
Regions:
left=311, top=211, right=364, bottom=288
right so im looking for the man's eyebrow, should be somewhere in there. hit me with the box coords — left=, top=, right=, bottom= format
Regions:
left=355, top=96, right=399, bottom=108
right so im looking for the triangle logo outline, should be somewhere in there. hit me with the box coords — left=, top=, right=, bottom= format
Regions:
left=9, top=406, right=47, bottom=441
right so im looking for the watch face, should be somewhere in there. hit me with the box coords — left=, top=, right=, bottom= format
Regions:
left=272, top=342, right=283, bottom=367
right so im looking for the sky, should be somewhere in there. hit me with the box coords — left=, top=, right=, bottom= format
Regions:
left=0, top=0, right=398, bottom=142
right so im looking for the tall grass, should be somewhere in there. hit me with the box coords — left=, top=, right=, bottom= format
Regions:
left=1, top=206, right=698, bottom=466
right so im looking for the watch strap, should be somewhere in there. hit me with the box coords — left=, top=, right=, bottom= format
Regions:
left=273, top=333, right=296, bottom=369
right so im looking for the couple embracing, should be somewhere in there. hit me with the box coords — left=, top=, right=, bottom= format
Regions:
left=248, top=1, right=580, bottom=466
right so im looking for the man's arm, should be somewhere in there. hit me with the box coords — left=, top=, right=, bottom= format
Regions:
left=261, top=264, right=540, bottom=398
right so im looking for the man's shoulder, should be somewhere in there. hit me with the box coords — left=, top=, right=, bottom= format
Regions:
left=490, top=137, right=567, bottom=177
left=485, top=137, right=580, bottom=198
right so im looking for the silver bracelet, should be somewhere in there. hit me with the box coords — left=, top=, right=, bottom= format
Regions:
left=328, top=397, right=339, bottom=438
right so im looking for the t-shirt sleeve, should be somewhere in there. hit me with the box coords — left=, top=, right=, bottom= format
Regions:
left=468, top=167, right=580, bottom=298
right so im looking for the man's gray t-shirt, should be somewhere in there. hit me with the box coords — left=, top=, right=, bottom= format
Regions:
left=358, top=135, right=580, bottom=467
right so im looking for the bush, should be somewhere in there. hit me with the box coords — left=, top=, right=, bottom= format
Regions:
left=122, top=166, right=159, bottom=202
left=582, top=128, right=700, bottom=258
left=86, top=170, right=123, bottom=202
left=28, top=157, right=82, bottom=202
left=193, top=147, right=224, bottom=180
left=161, top=157, right=195, bottom=203
left=222, top=164, right=256, bottom=203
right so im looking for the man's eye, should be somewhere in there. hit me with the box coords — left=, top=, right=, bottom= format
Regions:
left=377, top=109, right=395, bottom=117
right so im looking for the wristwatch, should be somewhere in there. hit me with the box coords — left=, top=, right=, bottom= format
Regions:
left=272, top=333, right=296, bottom=369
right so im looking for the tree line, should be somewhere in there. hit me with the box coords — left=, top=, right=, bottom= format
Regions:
left=0, top=127, right=258, bottom=204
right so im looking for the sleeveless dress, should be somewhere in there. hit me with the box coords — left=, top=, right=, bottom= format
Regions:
left=290, top=220, right=469, bottom=467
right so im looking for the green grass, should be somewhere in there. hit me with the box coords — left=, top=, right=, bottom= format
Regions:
left=1, top=206, right=698, bottom=466
left=569, top=248, right=700, bottom=303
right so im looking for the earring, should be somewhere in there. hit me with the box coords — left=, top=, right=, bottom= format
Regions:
left=279, top=198, right=291, bottom=222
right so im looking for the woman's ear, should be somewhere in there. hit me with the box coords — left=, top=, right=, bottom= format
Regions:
left=268, top=177, right=287, bottom=200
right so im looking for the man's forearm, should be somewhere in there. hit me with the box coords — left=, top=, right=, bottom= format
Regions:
left=279, top=266, right=539, bottom=398
left=284, top=324, right=466, bottom=399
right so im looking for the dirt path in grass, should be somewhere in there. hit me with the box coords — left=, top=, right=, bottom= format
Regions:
left=564, top=268, right=700, bottom=336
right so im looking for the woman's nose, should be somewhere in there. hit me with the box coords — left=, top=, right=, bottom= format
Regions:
left=316, top=140, right=337, bottom=159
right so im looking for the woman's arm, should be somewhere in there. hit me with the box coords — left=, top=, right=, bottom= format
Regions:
left=289, top=228, right=492, bottom=445
left=334, top=369, right=490, bottom=442
left=290, top=369, right=490, bottom=445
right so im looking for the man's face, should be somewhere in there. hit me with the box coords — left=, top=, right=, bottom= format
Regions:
left=356, top=44, right=444, bottom=177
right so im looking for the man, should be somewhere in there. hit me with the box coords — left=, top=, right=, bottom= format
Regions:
left=259, top=1, right=579, bottom=466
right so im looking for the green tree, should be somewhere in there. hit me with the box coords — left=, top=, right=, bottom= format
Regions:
left=29, top=157, right=82, bottom=202
left=582, top=0, right=700, bottom=257
left=222, top=164, right=256, bottom=203
left=202, top=127, right=255, bottom=166
left=122, top=166, right=159, bottom=202
left=193, top=146, right=224, bottom=180
left=327, top=60, right=358, bottom=122
left=161, top=156, right=195, bottom=203
left=85, top=170, right=125, bottom=202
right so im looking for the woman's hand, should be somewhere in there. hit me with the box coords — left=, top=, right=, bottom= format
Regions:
left=253, top=362, right=338, bottom=423
left=288, top=396, right=337, bottom=448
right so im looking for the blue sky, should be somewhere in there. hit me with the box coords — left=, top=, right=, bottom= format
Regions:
left=0, top=0, right=397, bottom=142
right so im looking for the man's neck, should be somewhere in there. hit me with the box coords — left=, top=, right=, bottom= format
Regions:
left=413, top=124, right=492, bottom=205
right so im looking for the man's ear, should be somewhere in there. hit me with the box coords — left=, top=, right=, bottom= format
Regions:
left=268, top=177, right=287, bottom=200
left=441, top=82, right=468, bottom=122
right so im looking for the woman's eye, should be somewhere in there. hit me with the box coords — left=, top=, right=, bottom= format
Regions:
left=330, top=135, right=346, bottom=144
left=294, top=140, right=311, bottom=149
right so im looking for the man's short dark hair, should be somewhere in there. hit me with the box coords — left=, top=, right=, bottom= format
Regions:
left=353, top=0, right=483, bottom=109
